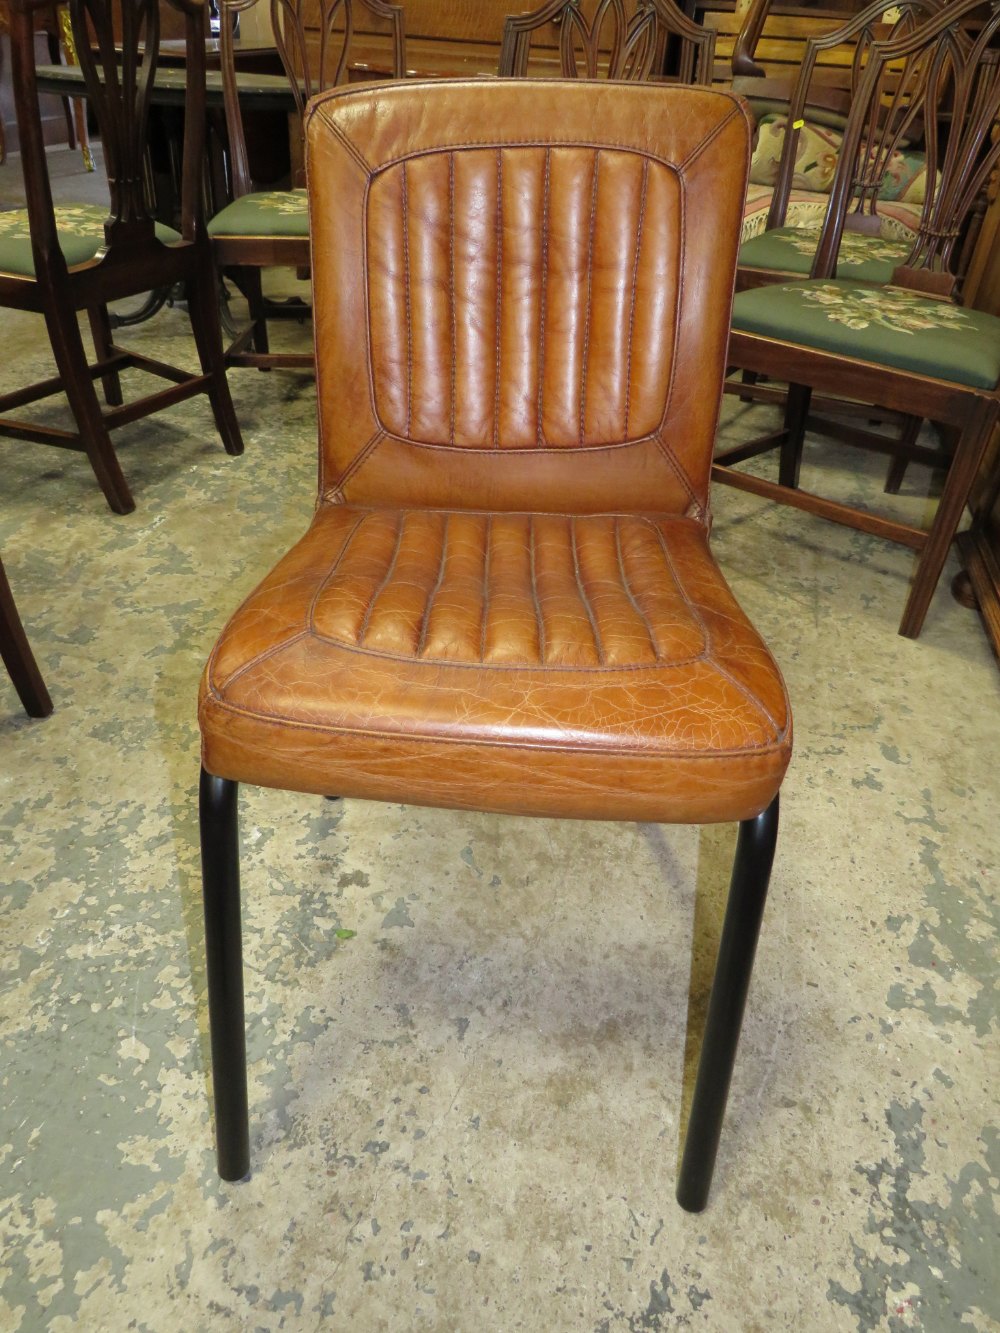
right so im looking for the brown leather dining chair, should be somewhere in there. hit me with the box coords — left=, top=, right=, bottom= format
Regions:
left=197, top=78, right=793, bottom=1212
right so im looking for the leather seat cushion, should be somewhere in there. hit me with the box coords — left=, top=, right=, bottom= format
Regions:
left=199, top=504, right=791, bottom=824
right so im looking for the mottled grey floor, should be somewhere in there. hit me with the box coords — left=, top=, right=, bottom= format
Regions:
left=1, top=146, right=998, bottom=1332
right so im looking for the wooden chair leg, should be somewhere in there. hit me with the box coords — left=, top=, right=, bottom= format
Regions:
left=43, top=306, right=135, bottom=514
left=185, top=272, right=245, bottom=458
left=86, top=306, right=124, bottom=407
left=884, top=415, right=923, bottom=495
left=898, top=398, right=997, bottom=639
left=0, top=558, right=53, bottom=718
left=677, top=794, right=779, bottom=1212
left=779, top=384, right=811, bottom=489
left=230, top=268, right=271, bottom=360
left=200, top=767, right=250, bottom=1181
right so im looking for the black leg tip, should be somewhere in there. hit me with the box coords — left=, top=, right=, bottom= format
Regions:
left=218, top=1154, right=251, bottom=1183
left=675, top=1183, right=709, bottom=1213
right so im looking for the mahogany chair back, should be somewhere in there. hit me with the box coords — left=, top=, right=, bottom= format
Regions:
left=814, top=3, right=998, bottom=293
left=219, top=0, right=406, bottom=197
left=760, top=0, right=944, bottom=240
left=498, top=0, right=715, bottom=84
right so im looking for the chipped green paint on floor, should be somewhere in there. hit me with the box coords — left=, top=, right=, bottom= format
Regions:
left=1, top=149, right=998, bottom=1332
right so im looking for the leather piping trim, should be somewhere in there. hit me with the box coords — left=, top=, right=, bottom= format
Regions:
left=649, top=521, right=785, bottom=738
left=201, top=692, right=791, bottom=756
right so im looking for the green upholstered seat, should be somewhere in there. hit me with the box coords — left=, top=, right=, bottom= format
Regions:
left=0, top=204, right=180, bottom=278
left=207, top=189, right=309, bottom=240
left=738, top=225, right=912, bottom=283
left=731, top=280, right=1000, bottom=390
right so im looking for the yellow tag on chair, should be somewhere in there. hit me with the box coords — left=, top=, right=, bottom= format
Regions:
left=792, top=119, right=806, bottom=130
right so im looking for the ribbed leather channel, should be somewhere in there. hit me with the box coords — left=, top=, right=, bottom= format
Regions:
left=309, top=509, right=705, bottom=667
left=368, top=147, right=678, bottom=449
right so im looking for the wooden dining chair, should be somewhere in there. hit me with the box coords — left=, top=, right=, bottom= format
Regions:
left=736, top=0, right=945, bottom=293
left=0, top=552, right=52, bottom=717
left=498, top=0, right=715, bottom=83
left=209, top=0, right=406, bottom=371
left=716, top=0, right=1000, bottom=640
left=197, top=78, right=792, bottom=1211
left=0, top=0, right=243, bottom=514
left=729, top=0, right=945, bottom=444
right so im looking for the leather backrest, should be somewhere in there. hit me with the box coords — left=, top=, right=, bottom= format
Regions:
left=305, top=79, right=750, bottom=518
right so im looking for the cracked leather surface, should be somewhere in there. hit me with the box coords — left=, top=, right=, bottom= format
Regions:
left=200, top=79, right=791, bottom=824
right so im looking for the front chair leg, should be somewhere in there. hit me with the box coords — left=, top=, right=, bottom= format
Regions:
left=199, top=766, right=250, bottom=1181
left=676, top=794, right=780, bottom=1212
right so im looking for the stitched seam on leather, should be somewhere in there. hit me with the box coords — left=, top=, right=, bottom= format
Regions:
left=328, top=427, right=385, bottom=496
left=359, top=140, right=706, bottom=177
left=361, top=430, right=663, bottom=456
left=207, top=696, right=788, bottom=758
left=624, top=159, right=650, bottom=442
left=480, top=513, right=492, bottom=662
left=358, top=511, right=405, bottom=646
left=402, top=162, right=413, bottom=439
left=209, top=511, right=369, bottom=691
left=614, top=516, right=658, bottom=660
left=449, top=152, right=457, bottom=448
left=707, top=655, right=785, bottom=741
left=579, top=151, right=600, bottom=445
left=307, top=508, right=372, bottom=633
left=650, top=178, right=702, bottom=518
left=493, top=150, right=503, bottom=451
left=418, top=513, right=448, bottom=658
left=647, top=520, right=709, bottom=659
left=570, top=516, right=604, bottom=665
left=212, top=630, right=312, bottom=694
left=536, top=148, right=551, bottom=450
left=529, top=516, right=546, bottom=663
left=302, top=634, right=704, bottom=673
left=648, top=523, right=780, bottom=740
left=675, top=104, right=743, bottom=173
left=321, top=116, right=374, bottom=176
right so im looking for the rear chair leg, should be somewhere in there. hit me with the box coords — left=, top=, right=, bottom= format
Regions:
left=676, top=794, right=780, bottom=1212
left=779, top=386, right=810, bottom=488
left=199, top=767, right=250, bottom=1180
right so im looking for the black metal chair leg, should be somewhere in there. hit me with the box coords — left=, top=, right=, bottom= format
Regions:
left=676, top=794, right=780, bottom=1212
left=199, top=766, right=250, bottom=1181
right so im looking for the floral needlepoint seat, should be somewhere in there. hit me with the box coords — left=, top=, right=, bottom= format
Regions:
left=206, top=189, right=308, bottom=242
left=0, top=204, right=180, bottom=277
left=731, top=281, right=1000, bottom=391
left=737, top=227, right=913, bottom=284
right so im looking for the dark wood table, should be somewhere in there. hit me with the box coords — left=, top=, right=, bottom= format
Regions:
left=34, top=59, right=298, bottom=111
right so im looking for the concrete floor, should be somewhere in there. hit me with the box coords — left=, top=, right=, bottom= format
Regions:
left=1, top=146, right=999, bottom=1332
